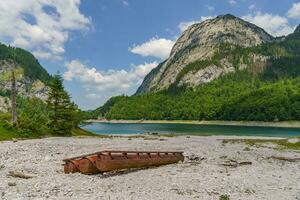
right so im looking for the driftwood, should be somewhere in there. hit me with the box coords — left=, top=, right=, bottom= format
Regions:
left=220, top=159, right=252, bottom=168
left=237, top=161, right=252, bottom=166
left=186, top=155, right=205, bottom=164
left=271, top=156, right=300, bottom=162
left=8, top=171, right=34, bottom=179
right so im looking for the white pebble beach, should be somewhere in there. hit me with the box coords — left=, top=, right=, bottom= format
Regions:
left=0, top=135, right=299, bottom=200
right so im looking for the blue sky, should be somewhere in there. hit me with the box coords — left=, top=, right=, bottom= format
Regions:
left=0, top=0, right=300, bottom=109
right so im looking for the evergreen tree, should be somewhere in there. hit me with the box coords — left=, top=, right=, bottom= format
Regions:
left=17, top=97, right=50, bottom=135
left=47, top=73, right=76, bottom=136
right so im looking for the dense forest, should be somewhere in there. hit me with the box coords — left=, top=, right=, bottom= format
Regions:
left=102, top=74, right=300, bottom=121
left=92, top=26, right=300, bottom=122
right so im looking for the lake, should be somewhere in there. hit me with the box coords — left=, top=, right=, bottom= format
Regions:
left=82, top=122, right=300, bottom=137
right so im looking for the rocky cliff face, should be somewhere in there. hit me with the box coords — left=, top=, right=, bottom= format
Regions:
left=136, top=14, right=274, bottom=94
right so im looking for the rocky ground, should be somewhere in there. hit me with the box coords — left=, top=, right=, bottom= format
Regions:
left=0, top=135, right=299, bottom=200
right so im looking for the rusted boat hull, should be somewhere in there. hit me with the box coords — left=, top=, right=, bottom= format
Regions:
left=78, top=155, right=99, bottom=174
left=96, top=152, right=184, bottom=172
left=63, top=151, right=184, bottom=175
left=64, top=159, right=81, bottom=174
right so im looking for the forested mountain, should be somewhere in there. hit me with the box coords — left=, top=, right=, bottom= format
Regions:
left=0, top=43, right=52, bottom=112
left=93, top=15, right=300, bottom=122
left=0, top=43, right=52, bottom=83
left=137, top=14, right=273, bottom=94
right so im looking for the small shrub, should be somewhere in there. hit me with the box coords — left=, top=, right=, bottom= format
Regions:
left=219, top=194, right=230, bottom=200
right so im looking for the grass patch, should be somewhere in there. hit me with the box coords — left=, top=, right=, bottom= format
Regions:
left=0, top=126, right=104, bottom=141
left=277, top=139, right=300, bottom=150
left=0, top=126, right=18, bottom=141
left=219, top=194, right=230, bottom=200
left=0, top=126, right=45, bottom=141
left=222, top=137, right=300, bottom=150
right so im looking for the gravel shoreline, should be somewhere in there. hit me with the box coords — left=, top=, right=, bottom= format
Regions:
left=0, top=135, right=299, bottom=200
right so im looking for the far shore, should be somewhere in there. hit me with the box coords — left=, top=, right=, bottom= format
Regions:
left=86, top=119, right=300, bottom=128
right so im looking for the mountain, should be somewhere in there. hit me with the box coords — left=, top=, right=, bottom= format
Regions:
left=136, top=14, right=274, bottom=94
left=0, top=43, right=52, bottom=112
left=93, top=14, right=300, bottom=122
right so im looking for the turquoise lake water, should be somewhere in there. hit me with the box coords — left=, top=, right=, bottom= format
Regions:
left=82, top=122, right=300, bottom=137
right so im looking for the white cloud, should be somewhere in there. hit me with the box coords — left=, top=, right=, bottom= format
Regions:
left=229, top=0, right=237, bottom=5
left=129, top=37, right=175, bottom=59
left=0, top=0, right=91, bottom=60
left=178, top=21, right=198, bottom=32
left=206, top=5, right=215, bottom=12
left=287, top=2, right=300, bottom=19
left=86, top=93, right=101, bottom=99
left=64, top=60, right=158, bottom=99
left=122, top=0, right=129, bottom=6
left=248, top=4, right=256, bottom=11
left=242, top=12, right=295, bottom=37
left=178, top=16, right=215, bottom=32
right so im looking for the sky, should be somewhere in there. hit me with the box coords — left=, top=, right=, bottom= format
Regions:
left=0, top=0, right=300, bottom=110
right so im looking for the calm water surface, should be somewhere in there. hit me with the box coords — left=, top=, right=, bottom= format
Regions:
left=82, top=122, right=300, bottom=137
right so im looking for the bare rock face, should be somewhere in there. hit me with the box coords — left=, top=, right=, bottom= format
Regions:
left=178, top=64, right=234, bottom=87
left=136, top=14, right=274, bottom=94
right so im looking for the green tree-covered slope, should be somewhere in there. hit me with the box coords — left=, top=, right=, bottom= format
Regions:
left=0, top=43, right=52, bottom=84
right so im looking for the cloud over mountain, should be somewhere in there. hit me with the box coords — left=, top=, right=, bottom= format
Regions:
left=242, top=12, right=295, bottom=36
left=129, top=37, right=175, bottom=60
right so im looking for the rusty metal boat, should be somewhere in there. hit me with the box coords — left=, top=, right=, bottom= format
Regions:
left=63, top=150, right=184, bottom=175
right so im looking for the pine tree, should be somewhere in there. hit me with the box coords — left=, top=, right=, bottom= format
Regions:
left=47, top=73, right=76, bottom=136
